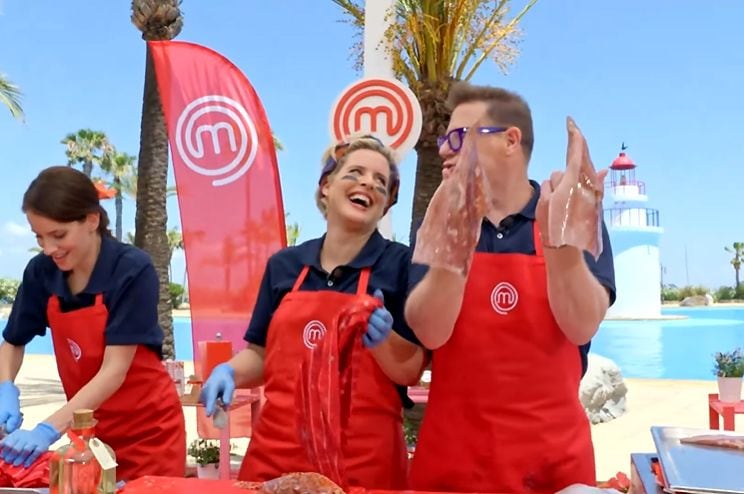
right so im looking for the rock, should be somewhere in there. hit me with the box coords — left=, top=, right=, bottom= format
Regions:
left=580, top=354, right=628, bottom=424
left=679, top=295, right=712, bottom=307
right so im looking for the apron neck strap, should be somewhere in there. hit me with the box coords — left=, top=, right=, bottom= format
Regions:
left=291, top=266, right=311, bottom=292
left=357, top=267, right=371, bottom=295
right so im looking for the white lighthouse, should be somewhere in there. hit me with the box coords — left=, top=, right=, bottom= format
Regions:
left=604, top=149, right=664, bottom=318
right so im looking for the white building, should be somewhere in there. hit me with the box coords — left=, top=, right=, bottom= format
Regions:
left=604, top=151, right=664, bottom=318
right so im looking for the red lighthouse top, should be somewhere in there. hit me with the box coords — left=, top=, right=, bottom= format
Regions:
left=611, top=152, right=636, bottom=170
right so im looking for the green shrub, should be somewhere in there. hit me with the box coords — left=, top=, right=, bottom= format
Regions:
left=169, top=283, right=185, bottom=309
left=715, top=286, right=736, bottom=301
left=0, top=278, right=20, bottom=304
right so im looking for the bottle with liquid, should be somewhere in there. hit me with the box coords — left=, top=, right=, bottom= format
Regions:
left=49, top=409, right=117, bottom=494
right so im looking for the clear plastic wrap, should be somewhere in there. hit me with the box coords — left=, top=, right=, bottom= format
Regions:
left=543, top=117, right=605, bottom=260
left=412, top=125, right=493, bottom=276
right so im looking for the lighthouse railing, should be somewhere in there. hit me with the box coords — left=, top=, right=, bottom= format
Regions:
left=603, top=207, right=660, bottom=228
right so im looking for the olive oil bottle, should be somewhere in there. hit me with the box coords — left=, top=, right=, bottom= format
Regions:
left=49, top=409, right=117, bottom=494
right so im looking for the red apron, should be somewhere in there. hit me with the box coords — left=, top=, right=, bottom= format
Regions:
left=409, top=222, right=595, bottom=494
left=239, top=267, right=408, bottom=489
left=47, top=294, right=186, bottom=481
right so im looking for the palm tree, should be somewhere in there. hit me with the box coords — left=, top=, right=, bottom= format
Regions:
left=166, top=227, right=184, bottom=282
left=131, top=0, right=184, bottom=360
left=285, top=213, right=301, bottom=246
left=725, top=242, right=744, bottom=289
left=101, top=150, right=137, bottom=241
left=0, top=74, right=23, bottom=120
left=62, top=129, right=110, bottom=177
left=331, top=0, right=538, bottom=237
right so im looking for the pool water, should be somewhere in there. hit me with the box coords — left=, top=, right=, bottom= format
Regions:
left=5, top=307, right=744, bottom=381
left=590, top=307, right=744, bottom=380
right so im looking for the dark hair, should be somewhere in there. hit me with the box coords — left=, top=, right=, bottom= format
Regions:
left=22, top=166, right=112, bottom=237
left=447, top=81, right=535, bottom=160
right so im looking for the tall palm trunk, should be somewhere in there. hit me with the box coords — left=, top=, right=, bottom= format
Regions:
left=409, top=80, right=453, bottom=242
left=134, top=48, right=175, bottom=359
left=83, top=159, right=93, bottom=178
left=114, top=177, right=123, bottom=241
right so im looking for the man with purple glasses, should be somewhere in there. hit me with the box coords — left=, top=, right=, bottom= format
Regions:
left=405, top=82, right=616, bottom=494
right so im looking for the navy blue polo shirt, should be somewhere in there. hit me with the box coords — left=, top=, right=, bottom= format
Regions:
left=409, top=179, right=616, bottom=377
left=245, top=229, right=419, bottom=347
left=2, top=236, right=164, bottom=356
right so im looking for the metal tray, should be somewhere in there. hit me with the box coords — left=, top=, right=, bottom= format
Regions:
left=0, top=489, right=47, bottom=493
left=651, top=426, right=744, bottom=494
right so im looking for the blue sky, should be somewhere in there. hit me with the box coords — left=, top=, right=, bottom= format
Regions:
left=0, top=1, right=742, bottom=289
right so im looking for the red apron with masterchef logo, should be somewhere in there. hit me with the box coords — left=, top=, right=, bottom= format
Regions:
left=47, top=294, right=186, bottom=481
left=409, top=222, right=595, bottom=493
left=239, top=267, right=408, bottom=489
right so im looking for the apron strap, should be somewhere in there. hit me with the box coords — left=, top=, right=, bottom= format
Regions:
left=291, top=266, right=311, bottom=292
left=357, top=267, right=371, bottom=295
left=532, top=220, right=544, bottom=257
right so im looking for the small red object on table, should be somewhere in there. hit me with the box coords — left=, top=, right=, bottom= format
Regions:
left=708, top=393, right=744, bottom=431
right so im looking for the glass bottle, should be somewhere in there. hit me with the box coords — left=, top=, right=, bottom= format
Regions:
left=49, top=409, right=117, bottom=494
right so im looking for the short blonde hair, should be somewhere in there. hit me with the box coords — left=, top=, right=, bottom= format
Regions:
left=315, top=135, right=400, bottom=218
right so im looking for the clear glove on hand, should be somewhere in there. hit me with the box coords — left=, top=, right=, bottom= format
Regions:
left=0, top=422, right=60, bottom=467
left=363, top=289, right=393, bottom=349
left=0, top=381, right=23, bottom=434
left=199, top=363, right=236, bottom=417
left=412, top=124, right=492, bottom=277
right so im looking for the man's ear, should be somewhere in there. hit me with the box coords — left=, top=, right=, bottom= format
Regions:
left=504, top=126, right=523, bottom=156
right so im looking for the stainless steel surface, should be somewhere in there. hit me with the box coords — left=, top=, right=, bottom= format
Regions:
left=0, top=489, right=47, bottom=493
left=651, top=426, right=744, bottom=494
left=631, top=453, right=664, bottom=494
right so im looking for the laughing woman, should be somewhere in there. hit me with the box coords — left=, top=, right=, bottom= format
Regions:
left=200, top=135, right=425, bottom=489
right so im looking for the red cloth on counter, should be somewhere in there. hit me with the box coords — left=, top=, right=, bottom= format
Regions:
left=0, top=451, right=53, bottom=488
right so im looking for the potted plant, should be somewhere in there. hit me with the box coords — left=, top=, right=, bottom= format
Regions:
left=188, top=439, right=221, bottom=479
left=713, top=348, right=744, bottom=402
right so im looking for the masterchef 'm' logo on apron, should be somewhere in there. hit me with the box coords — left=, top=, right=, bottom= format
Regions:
left=302, top=320, right=327, bottom=349
left=490, top=282, right=518, bottom=315
left=67, top=338, right=82, bottom=361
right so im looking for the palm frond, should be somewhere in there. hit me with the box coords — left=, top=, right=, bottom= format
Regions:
left=0, top=75, right=24, bottom=120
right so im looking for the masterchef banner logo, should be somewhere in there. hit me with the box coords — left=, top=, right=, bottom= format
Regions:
left=490, top=282, right=519, bottom=315
left=329, top=77, right=422, bottom=155
left=149, top=40, right=286, bottom=441
left=174, top=95, right=259, bottom=187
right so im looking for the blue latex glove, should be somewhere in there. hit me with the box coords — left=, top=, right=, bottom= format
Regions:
left=0, top=380, right=23, bottom=434
left=0, top=422, right=60, bottom=467
left=199, top=363, right=236, bottom=417
left=363, top=289, right=394, bottom=349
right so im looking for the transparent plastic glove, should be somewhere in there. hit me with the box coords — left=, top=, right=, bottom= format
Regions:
left=0, top=422, right=60, bottom=468
left=412, top=125, right=492, bottom=276
left=0, top=381, right=22, bottom=434
left=537, top=117, right=607, bottom=260
left=363, top=290, right=393, bottom=349
left=199, top=362, right=235, bottom=417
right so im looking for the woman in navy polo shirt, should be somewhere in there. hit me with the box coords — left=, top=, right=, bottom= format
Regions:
left=200, top=135, right=425, bottom=489
left=0, top=167, right=185, bottom=480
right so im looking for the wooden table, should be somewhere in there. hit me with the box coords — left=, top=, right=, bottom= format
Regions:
left=708, top=393, right=744, bottom=431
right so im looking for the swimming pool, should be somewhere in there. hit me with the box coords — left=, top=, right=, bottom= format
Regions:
left=4, top=307, right=744, bottom=381
left=590, top=307, right=744, bottom=380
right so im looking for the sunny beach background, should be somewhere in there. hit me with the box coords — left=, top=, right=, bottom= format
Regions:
left=1, top=0, right=744, bottom=483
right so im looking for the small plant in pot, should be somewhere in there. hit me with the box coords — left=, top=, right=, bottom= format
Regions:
left=188, top=439, right=222, bottom=479
left=713, top=348, right=744, bottom=403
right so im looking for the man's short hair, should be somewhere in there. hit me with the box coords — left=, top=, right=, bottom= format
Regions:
left=446, top=81, right=534, bottom=160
